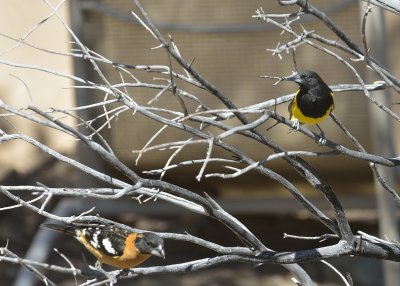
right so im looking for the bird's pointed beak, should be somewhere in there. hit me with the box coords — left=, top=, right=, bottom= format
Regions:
left=151, top=245, right=165, bottom=259
left=284, top=72, right=302, bottom=84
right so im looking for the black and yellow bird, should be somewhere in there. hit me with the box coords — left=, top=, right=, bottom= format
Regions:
left=41, top=222, right=165, bottom=269
left=286, top=70, right=334, bottom=131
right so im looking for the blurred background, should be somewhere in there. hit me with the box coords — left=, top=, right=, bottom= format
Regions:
left=0, top=0, right=399, bottom=285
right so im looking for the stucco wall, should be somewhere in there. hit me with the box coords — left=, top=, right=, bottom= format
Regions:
left=0, top=1, right=75, bottom=177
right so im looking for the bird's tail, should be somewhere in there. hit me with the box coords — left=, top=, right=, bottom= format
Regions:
left=41, top=223, right=77, bottom=236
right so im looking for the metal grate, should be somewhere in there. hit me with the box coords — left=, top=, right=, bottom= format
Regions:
left=78, top=0, right=371, bottom=188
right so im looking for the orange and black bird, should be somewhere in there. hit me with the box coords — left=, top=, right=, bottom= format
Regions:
left=286, top=70, right=334, bottom=132
left=41, top=222, right=165, bottom=269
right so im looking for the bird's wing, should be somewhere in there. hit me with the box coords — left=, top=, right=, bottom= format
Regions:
left=80, top=224, right=129, bottom=256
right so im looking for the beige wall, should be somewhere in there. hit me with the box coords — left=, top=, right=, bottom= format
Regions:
left=0, top=1, right=75, bottom=176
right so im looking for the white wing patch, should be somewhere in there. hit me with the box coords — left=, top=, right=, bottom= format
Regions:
left=102, top=238, right=118, bottom=255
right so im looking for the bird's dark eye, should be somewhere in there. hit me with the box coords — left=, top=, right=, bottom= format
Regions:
left=149, top=241, right=158, bottom=247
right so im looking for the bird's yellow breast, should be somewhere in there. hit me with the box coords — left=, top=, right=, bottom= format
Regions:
left=290, top=91, right=334, bottom=124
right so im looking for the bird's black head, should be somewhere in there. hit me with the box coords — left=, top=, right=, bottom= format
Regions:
left=285, top=70, right=325, bottom=89
left=136, top=232, right=165, bottom=259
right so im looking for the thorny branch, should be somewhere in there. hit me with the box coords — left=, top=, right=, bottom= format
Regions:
left=0, top=0, right=399, bottom=285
